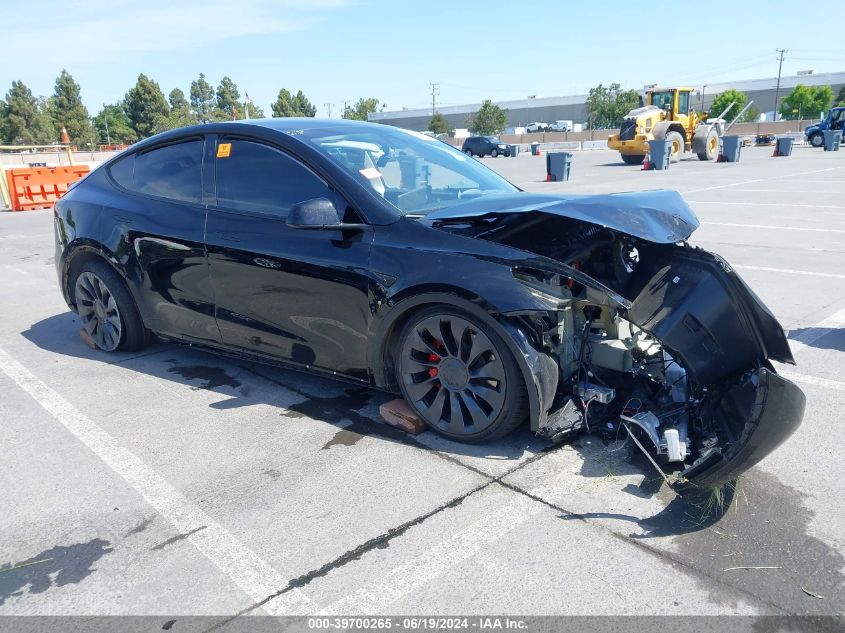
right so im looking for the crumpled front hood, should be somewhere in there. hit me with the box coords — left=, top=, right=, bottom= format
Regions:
left=424, top=189, right=699, bottom=244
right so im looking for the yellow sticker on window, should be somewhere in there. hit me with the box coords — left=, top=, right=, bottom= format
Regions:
left=217, top=143, right=232, bottom=158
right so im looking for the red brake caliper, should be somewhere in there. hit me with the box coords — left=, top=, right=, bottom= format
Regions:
left=428, top=340, right=442, bottom=380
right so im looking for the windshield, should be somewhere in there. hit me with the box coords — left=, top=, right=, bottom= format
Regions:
left=651, top=91, right=674, bottom=110
left=299, top=126, right=518, bottom=216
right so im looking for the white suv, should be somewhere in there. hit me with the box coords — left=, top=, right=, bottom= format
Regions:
left=525, top=122, right=548, bottom=133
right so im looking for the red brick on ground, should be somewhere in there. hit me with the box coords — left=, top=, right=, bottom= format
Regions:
left=379, top=398, right=427, bottom=435
left=79, top=328, right=98, bottom=350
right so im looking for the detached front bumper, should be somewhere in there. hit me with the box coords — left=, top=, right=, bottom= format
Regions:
left=678, top=367, right=805, bottom=489
left=607, top=133, right=654, bottom=155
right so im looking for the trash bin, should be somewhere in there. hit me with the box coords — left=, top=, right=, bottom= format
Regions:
left=823, top=130, right=842, bottom=151
left=647, top=139, right=671, bottom=170
left=720, top=135, right=741, bottom=162
left=546, top=152, right=572, bottom=181
left=397, top=155, right=424, bottom=188
left=509, top=144, right=520, bottom=157
left=530, top=142, right=541, bottom=156
left=774, top=136, right=793, bottom=157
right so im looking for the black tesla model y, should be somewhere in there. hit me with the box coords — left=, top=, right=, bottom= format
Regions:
left=54, top=118, right=805, bottom=489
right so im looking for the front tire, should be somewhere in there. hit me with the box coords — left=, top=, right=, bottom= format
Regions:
left=666, top=131, right=684, bottom=163
left=491, top=148, right=499, bottom=158
left=697, top=129, right=719, bottom=161
left=809, top=133, right=824, bottom=148
left=73, top=259, right=149, bottom=352
left=396, top=307, right=527, bottom=443
left=621, top=154, right=645, bottom=165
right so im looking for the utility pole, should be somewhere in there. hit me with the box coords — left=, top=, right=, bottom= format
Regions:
left=342, top=100, right=349, bottom=119
left=429, top=82, right=439, bottom=118
left=102, top=106, right=111, bottom=146
left=773, top=48, right=787, bottom=121
left=324, top=103, right=333, bottom=118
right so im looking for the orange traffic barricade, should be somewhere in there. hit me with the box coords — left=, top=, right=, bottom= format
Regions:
left=4, top=165, right=90, bottom=211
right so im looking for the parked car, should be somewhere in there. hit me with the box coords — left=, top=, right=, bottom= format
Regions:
left=54, top=118, right=804, bottom=490
left=804, top=106, right=845, bottom=148
left=525, top=122, right=548, bottom=133
left=461, top=136, right=510, bottom=157
left=549, top=120, right=574, bottom=132
left=755, top=133, right=776, bottom=146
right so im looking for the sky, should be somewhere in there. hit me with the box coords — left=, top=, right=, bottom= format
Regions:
left=2, top=0, right=844, bottom=118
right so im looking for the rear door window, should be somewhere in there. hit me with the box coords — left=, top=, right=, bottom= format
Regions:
left=214, top=138, right=330, bottom=218
left=109, top=139, right=203, bottom=203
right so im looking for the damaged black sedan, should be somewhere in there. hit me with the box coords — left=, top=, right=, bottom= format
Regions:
left=54, top=118, right=805, bottom=489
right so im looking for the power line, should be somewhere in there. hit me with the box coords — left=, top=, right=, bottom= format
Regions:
left=774, top=49, right=787, bottom=121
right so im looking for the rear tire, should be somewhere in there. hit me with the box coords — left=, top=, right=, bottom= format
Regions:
left=396, top=306, right=527, bottom=443
left=666, top=131, right=684, bottom=163
left=72, top=259, right=149, bottom=352
left=491, top=148, right=499, bottom=158
left=463, top=148, right=473, bottom=156
left=621, top=154, right=645, bottom=165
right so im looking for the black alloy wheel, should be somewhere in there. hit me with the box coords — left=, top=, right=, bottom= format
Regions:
left=72, top=259, right=149, bottom=352
left=75, top=271, right=123, bottom=351
left=398, top=309, right=526, bottom=442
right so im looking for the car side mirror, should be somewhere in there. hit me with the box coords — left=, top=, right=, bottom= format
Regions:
left=287, top=197, right=366, bottom=231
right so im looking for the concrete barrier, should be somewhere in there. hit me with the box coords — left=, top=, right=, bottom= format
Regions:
left=581, top=140, right=608, bottom=150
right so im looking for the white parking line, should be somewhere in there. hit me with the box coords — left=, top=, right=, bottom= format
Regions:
left=323, top=494, right=544, bottom=614
left=733, top=265, right=845, bottom=280
left=682, top=179, right=765, bottom=194
left=787, top=307, right=845, bottom=356
left=691, top=201, right=845, bottom=210
left=779, top=370, right=845, bottom=393
left=701, top=222, right=845, bottom=234
left=0, top=345, right=316, bottom=616
left=778, top=167, right=840, bottom=178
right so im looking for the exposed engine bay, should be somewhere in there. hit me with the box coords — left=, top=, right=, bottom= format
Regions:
left=427, top=192, right=805, bottom=489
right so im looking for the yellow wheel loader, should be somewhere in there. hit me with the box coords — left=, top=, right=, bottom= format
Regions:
left=607, top=87, right=731, bottom=165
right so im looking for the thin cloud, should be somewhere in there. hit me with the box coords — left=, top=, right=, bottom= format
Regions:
left=5, top=0, right=346, bottom=66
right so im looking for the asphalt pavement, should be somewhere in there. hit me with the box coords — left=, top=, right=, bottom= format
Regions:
left=0, top=145, right=843, bottom=628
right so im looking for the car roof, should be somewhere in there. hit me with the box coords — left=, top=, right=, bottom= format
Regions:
left=127, top=118, right=401, bottom=153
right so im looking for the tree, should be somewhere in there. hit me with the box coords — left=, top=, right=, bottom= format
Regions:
left=428, top=112, right=454, bottom=136
left=124, top=74, right=169, bottom=138
left=742, top=104, right=761, bottom=123
left=343, top=98, right=380, bottom=121
left=271, top=89, right=296, bottom=117
left=586, top=83, right=639, bottom=129
left=152, top=108, right=196, bottom=134
left=780, top=85, right=834, bottom=120
left=216, top=76, right=240, bottom=119
left=1, top=81, right=55, bottom=144
left=244, top=100, right=264, bottom=119
left=708, top=89, right=748, bottom=122
left=47, top=70, right=94, bottom=146
left=168, top=88, right=189, bottom=112
left=272, top=88, right=317, bottom=117
left=466, top=100, right=507, bottom=135
left=92, top=103, right=138, bottom=145
left=836, top=85, right=845, bottom=107
left=293, top=90, right=316, bottom=117
left=190, top=73, right=215, bottom=121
